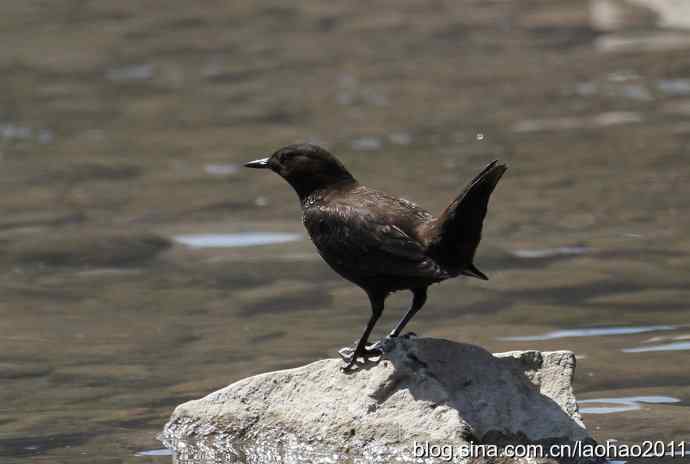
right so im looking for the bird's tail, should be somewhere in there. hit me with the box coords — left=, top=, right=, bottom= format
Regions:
left=426, top=160, right=507, bottom=279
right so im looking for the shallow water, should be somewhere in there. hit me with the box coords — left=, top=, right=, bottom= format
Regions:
left=501, top=324, right=678, bottom=341
left=173, top=233, right=302, bottom=248
left=623, top=341, right=690, bottom=352
left=579, top=396, right=681, bottom=414
left=2, top=0, right=690, bottom=463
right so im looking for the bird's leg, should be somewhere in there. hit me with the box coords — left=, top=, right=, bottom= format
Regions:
left=365, top=288, right=428, bottom=353
left=389, top=287, right=427, bottom=338
left=340, top=293, right=385, bottom=370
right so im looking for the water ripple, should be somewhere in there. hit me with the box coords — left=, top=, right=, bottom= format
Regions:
left=174, top=233, right=301, bottom=249
left=579, top=396, right=680, bottom=415
left=501, top=325, right=676, bottom=341
left=623, top=341, right=690, bottom=353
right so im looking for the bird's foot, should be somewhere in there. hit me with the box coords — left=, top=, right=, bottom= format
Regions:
left=337, top=345, right=383, bottom=362
left=337, top=346, right=355, bottom=361
left=338, top=345, right=383, bottom=371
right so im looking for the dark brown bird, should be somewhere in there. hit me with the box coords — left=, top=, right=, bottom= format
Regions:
left=245, top=144, right=506, bottom=370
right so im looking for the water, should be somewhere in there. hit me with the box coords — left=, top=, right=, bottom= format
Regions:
left=136, top=449, right=174, bottom=457
left=510, top=245, right=591, bottom=259
left=501, top=325, right=677, bottom=341
left=173, top=233, right=302, bottom=248
left=579, top=396, right=681, bottom=414
left=204, top=163, right=241, bottom=176
left=623, top=341, right=690, bottom=353
left=2, top=1, right=690, bottom=463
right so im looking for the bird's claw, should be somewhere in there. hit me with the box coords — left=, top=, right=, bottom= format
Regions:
left=338, top=332, right=421, bottom=371
left=338, top=344, right=383, bottom=371
left=337, top=346, right=355, bottom=361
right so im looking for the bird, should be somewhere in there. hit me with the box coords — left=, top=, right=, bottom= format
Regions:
left=245, top=144, right=506, bottom=370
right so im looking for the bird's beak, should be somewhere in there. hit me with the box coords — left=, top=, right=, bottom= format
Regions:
left=244, top=157, right=270, bottom=169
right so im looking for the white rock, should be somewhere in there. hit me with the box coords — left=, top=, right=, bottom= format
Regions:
left=162, top=337, right=596, bottom=463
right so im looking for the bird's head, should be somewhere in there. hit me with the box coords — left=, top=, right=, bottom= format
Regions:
left=245, top=144, right=356, bottom=199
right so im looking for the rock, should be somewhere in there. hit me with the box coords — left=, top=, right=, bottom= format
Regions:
left=162, top=337, right=597, bottom=463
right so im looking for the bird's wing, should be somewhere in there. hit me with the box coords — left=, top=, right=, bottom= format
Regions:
left=304, top=204, right=441, bottom=279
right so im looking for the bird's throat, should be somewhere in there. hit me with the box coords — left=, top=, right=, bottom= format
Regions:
left=290, top=175, right=357, bottom=203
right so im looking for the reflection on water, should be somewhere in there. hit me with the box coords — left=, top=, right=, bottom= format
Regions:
left=658, top=78, right=690, bottom=96
left=623, top=341, right=690, bottom=353
left=163, top=435, right=408, bottom=464
left=511, top=245, right=591, bottom=259
left=579, top=396, right=681, bottom=415
left=204, top=164, right=240, bottom=176
left=173, top=233, right=302, bottom=248
left=501, top=325, right=677, bottom=341
left=136, top=448, right=173, bottom=457
left=105, top=63, right=155, bottom=82
left=0, top=122, right=53, bottom=144
left=512, top=111, right=643, bottom=133
left=2, top=0, right=690, bottom=463
left=351, top=136, right=383, bottom=152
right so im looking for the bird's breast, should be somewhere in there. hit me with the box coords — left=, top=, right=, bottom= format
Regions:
left=303, top=209, right=336, bottom=244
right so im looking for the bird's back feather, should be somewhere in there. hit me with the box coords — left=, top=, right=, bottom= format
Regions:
left=302, top=186, right=446, bottom=291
